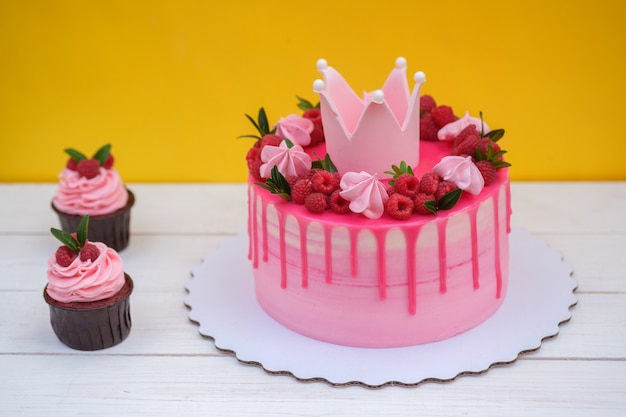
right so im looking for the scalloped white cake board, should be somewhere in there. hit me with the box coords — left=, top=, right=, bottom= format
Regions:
left=185, top=228, right=577, bottom=387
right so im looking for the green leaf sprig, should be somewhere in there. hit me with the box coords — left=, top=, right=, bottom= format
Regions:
left=50, top=215, right=90, bottom=253
left=64, top=144, right=111, bottom=165
left=238, top=107, right=275, bottom=140
left=296, top=96, right=320, bottom=112
left=384, top=161, right=414, bottom=186
left=311, top=152, right=337, bottom=173
left=255, top=166, right=291, bottom=201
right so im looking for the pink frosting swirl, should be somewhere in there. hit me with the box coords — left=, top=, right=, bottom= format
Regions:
left=53, top=168, right=128, bottom=215
left=46, top=242, right=125, bottom=303
left=260, top=140, right=312, bottom=179
left=339, top=171, right=388, bottom=219
left=433, top=155, right=485, bottom=195
left=275, top=114, right=314, bottom=146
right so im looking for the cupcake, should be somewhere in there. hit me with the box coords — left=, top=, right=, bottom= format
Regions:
left=44, top=215, right=133, bottom=351
left=51, top=144, right=134, bottom=251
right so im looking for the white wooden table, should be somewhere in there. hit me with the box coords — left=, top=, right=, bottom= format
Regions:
left=1, top=183, right=624, bottom=416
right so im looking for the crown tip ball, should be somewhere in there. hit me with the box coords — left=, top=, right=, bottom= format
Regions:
left=414, top=71, right=426, bottom=83
left=313, top=79, right=325, bottom=93
left=372, top=90, right=385, bottom=104
left=395, top=57, right=407, bottom=69
left=316, top=58, right=328, bottom=70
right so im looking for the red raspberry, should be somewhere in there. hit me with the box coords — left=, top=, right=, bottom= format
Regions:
left=453, top=134, right=481, bottom=157
left=246, top=146, right=263, bottom=181
left=431, top=105, right=457, bottom=128
left=393, top=173, right=420, bottom=197
left=413, top=193, right=436, bottom=215
left=103, top=154, right=114, bottom=169
left=420, top=95, right=437, bottom=113
left=385, top=193, right=414, bottom=220
left=308, top=123, right=325, bottom=146
left=386, top=186, right=396, bottom=197
left=303, top=108, right=321, bottom=123
left=79, top=243, right=101, bottom=262
left=291, top=178, right=314, bottom=204
left=475, top=161, right=497, bottom=186
left=66, top=158, right=78, bottom=171
left=304, top=192, right=328, bottom=213
left=329, top=190, right=351, bottom=214
left=55, top=246, right=77, bottom=267
left=419, top=172, right=440, bottom=195
left=453, top=125, right=480, bottom=148
left=76, top=159, right=101, bottom=179
left=260, top=134, right=283, bottom=149
left=420, top=112, right=439, bottom=141
left=305, top=168, right=322, bottom=179
left=435, top=180, right=458, bottom=203
left=476, top=138, right=501, bottom=159
left=311, top=171, right=339, bottom=195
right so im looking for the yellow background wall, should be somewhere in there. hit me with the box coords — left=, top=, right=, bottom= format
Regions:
left=1, top=0, right=625, bottom=182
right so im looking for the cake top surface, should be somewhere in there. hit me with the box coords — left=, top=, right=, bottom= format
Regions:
left=243, top=57, right=510, bottom=220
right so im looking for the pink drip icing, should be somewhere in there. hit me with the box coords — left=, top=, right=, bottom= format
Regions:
left=403, top=228, right=420, bottom=315
left=374, top=230, right=387, bottom=300
left=299, top=220, right=309, bottom=288
left=505, top=179, right=512, bottom=233
left=349, top=228, right=359, bottom=277
left=437, top=220, right=448, bottom=293
left=278, top=212, right=287, bottom=289
left=493, top=190, right=503, bottom=298
left=324, top=226, right=333, bottom=283
left=469, top=208, right=480, bottom=289
left=250, top=189, right=259, bottom=268
left=261, top=201, right=268, bottom=263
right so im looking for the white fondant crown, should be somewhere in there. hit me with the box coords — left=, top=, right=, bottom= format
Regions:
left=314, top=57, right=426, bottom=176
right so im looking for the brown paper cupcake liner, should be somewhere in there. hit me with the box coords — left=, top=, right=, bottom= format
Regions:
left=44, top=274, right=133, bottom=351
left=52, top=189, right=135, bottom=251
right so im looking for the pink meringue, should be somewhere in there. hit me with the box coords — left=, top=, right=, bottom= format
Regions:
left=260, top=140, right=312, bottom=179
left=437, top=111, right=490, bottom=141
left=433, top=155, right=484, bottom=195
left=275, top=114, right=314, bottom=147
left=339, top=171, right=389, bottom=219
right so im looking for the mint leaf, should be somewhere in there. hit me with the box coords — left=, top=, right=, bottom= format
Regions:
left=438, top=189, right=463, bottom=210
left=424, top=200, right=437, bottom=215
left=486, top=129, right=505, bottom=142
left=92, top=144, right=111, bottom=165
left=64, top=148, right=88, bottom=162
left=76, top=215, right=90, bottom=247
left=50, top=228, right=80, bottom=253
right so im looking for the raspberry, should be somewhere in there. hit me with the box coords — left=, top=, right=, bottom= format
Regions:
left=329, top=190, right=351, bottom=214
left=419, top=172, right=440, bottom=195
left=308, top=123, right=325, bottom=146
left=413, top=193, right=436, bottom=215
left=303, top=108, right=321, bottom=123
left=311, top=170, right=339, bottom=195
left=291, top=178, right=314, bottom=204
left=453, top=125, right=480, bottom=148
left=431, top=105, right=457, bottom=128
left=246, top=146, right=263, bottom=180
left=385, top=193, right=414, bottom=220
left=55, top=246, right=77, bottom=267
left=475, top=161, right=497, bottom=186
left=435, top=180, right=458, bottom=203
left=453, top=134, right=481, bottom=157
left=260, top=134, right=283, bottom=149
left=79, top=243, right=101, bottom=262
left=420, top=95, right=437, bottom=113
left=393, top=173, right=420, bottom=197
left=103, top=154, right=114, bottom=169
left=476, top=138, right=501, bottom=159
left=386, top=186, right=396, bottom=197
left=420, top=112, right=439, bottom=141
left=304, top=192, right=328, bottom=213
left=66, top=158, right=78, bottom=171
left=76, top=159, right=101, bottom=179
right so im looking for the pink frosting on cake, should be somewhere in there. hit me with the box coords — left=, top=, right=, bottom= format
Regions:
left=53, top=168, right=128, bottom=216
left=46, top=242, right=125, bottom=303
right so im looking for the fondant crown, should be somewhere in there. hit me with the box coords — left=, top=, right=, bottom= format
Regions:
left=313, top=57, right=426, bottom=177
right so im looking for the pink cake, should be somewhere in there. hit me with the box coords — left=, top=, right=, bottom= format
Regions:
left=245, top=57, right=511, bottom=348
